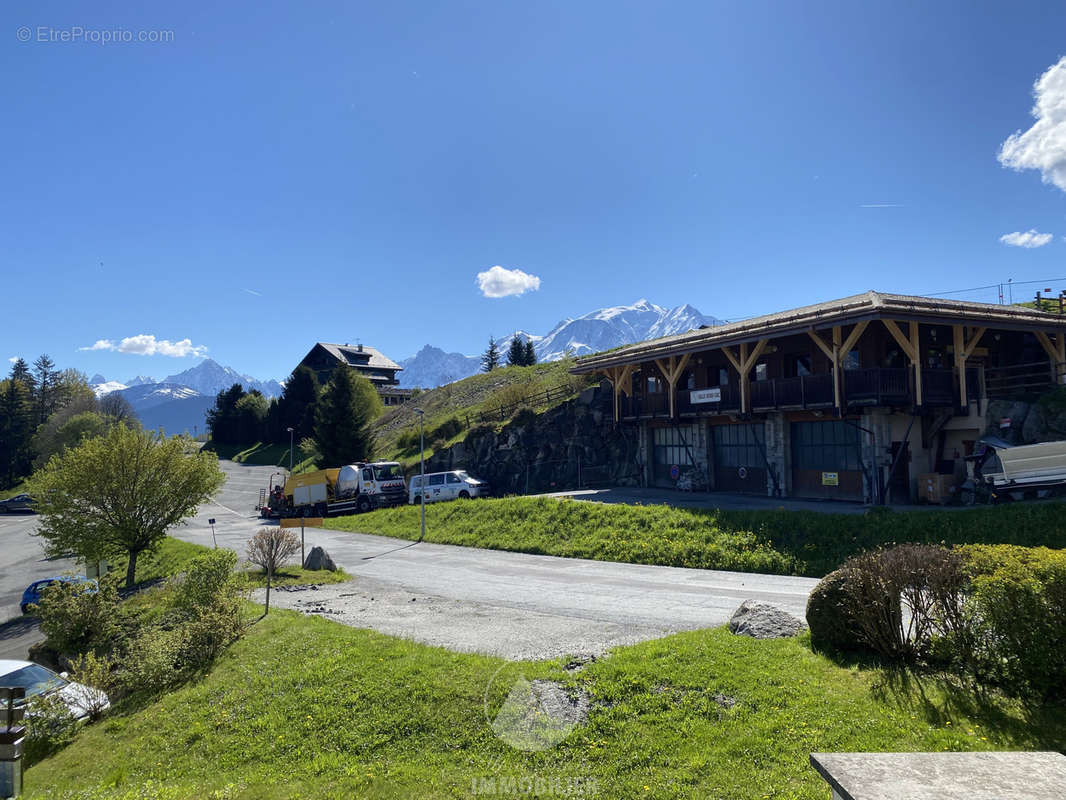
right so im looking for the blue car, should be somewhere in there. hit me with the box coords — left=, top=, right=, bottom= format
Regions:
left=20, top=575, right=98, bottom=615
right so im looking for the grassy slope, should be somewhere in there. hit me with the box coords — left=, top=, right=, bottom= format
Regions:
left=203, top=442, right=316, bottom=473
left=372, top=360, right=596, bottom=466
left=111, top=537, right=211, bottom=587
left=26, top=611, right=1063, bottom=799
left=325, top=497, right=1066, bottom=578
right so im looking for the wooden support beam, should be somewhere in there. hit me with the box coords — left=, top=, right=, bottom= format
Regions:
left=1034, top=331, right=1066, bottom=385
left=962, top=327, right=987, bottom=360
left=953, top=325, right=967, bottom=408
left=883, top=319, right=917, bottom=362
left=721, top=345, right=742, bottom=374
left=808, top=329, right=834, bottom=361
left=840, top=321, right=868, bottom=359
left=910, top=321, right=923, bottom=407
left=739, top=342, right=750, bottom=415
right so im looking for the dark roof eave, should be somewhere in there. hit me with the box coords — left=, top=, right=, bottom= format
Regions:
left=572, top=306, right=1066, bottom=374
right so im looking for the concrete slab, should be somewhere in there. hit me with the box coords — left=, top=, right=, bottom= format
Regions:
left=810, top=751, right=1066, bottom=800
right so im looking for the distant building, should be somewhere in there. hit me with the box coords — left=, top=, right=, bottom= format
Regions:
left=296, top=342, right=412, bottom=406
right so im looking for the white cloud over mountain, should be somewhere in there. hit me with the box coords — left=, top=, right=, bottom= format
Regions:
left=999, top=229, right=1053, bottom=248
left=476, top=265, right=541, bottom=298
left=999, top=56, right=1066, bottom=192
left=80, top=335, right=208, bottom=357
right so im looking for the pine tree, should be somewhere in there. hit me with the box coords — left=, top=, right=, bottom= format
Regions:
left=506, top=336, right=525, bottom=367
left=0, top=378, right=33, bottom=488
left=32, top=354, right=59, bottom=425
left=523, top=338, right=537, bottom=366
left=278, top=366, right=320, bottom=443
left=312, top=367, right=380, bottom=466
left=482, top=337, right=501, bottom=372
left=9, top=358, right=33, bottom=390
left=205, top=384, right=246, bottom=445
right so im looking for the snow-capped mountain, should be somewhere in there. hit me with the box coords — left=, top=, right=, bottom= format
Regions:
left=91, top=380, right=128, bottom=398
left=532, top=299, right=720, bottom=362
left=397, top=300, right=719, bottom=389
left=89, top=360, right=283, bottom=435
left=398, top=346, right=481, bottom=389
left=162, top=359, right=284, bottom=398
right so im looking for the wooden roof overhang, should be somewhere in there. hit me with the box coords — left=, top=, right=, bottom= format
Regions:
left=572, top=290, right=1066, bottom=374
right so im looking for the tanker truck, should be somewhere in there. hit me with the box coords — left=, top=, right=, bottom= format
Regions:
left=260, top=461, right=407, bottom=518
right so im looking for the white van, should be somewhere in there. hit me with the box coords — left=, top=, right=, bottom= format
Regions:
left=409, top=470, right=489, bottom=504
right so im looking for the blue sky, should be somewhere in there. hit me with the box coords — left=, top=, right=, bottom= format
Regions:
left=3, top=1, right=1066, bottom=381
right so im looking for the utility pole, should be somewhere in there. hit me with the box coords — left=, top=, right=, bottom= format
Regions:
left=287, top=427, right=294, bottom=472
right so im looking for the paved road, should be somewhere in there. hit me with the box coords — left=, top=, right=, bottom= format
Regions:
left=190, top=462, right=818, bottom=659
left=1, top=461, right=819, bottom=661
left=0, top=511, right=75, bottom=660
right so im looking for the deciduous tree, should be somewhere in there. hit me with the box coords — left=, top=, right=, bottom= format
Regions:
left=26, top=425, right=226, bottom=588
left=246, top=528, right=300, bottom=614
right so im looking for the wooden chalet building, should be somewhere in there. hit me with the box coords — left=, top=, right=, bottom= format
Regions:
left=297, top=342, right=412, bottom=406
left=571, top=291, right=1066, bottom=503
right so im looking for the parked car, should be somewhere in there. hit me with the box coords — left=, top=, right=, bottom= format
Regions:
left=20, top=575, right=98, bottom=615
left=0, top=659, right=110, bottom=720
left=409, top=470, right=490, bottom=505
left=0, top=493, right=35, bottom=513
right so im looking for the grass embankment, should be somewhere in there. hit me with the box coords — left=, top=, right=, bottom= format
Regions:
left=202, top=442, right=315, bottom=473
left=110, top=538, right=211, bottom=588
left=27, top=609, right=1065, bottom=799
left=325, top=497, right=1066, bottom=577
left=373, top=360, right=596, bottom=468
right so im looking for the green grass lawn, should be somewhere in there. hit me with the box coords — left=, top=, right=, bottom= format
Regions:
left=239, top=565, right=351, bottom=588
left=26, top=610, right=1064, bottom=799
left=106, top=537, right=212, bottom=588
left=324, top=496, right=1066, bottom=578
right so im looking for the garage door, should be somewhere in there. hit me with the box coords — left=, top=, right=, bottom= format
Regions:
left=711, top=423, right=767, bottom=494
left=652, top=424, right=699, bottom=487
left=790, top=420, right=863, bottom=501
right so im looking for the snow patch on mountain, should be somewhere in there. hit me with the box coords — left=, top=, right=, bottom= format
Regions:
left=91, top=380, right=128, bottom=398
left=163, top=359, right=283, bottom=398
left=398, top=300, right=719, bottom=389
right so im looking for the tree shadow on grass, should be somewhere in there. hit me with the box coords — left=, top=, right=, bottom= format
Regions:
left=869, top=666, right=1066, bottom=749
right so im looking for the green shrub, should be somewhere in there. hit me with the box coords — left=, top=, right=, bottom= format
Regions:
left=172, top=549, right=239, bottom=611
left=24, top=691, right=79, bottom=765
left=36, top=576, right=122, bottom=657
left=805, top=569, right=865, bottom=653
left=960, top=544, right=1066, bottom=701
left=119, top=625, right=184, bottom=695
left=431, top=416, right=464, bottom=441
left=833, top=545, right=965, bottom=661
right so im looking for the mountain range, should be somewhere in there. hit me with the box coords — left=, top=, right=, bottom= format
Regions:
left=87, top=300, right=718, bottom=430
left=90, top=358, right=284, bottom=435
left=397, top=299, right=720, bottom=389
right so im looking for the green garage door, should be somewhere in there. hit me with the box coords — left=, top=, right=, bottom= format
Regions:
left=790, top=420, right=864, bottom=501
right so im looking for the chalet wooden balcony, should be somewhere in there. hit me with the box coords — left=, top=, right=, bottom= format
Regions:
left=620, top=367, right=986, bottom=421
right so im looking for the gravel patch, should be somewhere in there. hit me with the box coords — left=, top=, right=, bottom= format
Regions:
left=252, top=575, right=677, bottom=661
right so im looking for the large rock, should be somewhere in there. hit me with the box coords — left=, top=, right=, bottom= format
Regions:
left=303, top=546, right=337, bottom=572
left=728, top=600, right=806, bottom=639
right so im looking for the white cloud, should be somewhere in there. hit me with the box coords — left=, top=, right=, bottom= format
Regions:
left=998, top=56, right=1066, bottom=192
left=7, top=356, right=17, bottom=364
left=476, top=265, right=542, bottom=298
left=242, top=288, right=262, bottom=297
left=859, top=203, right=904, bottom=208
left=79, top=335, right=208, bottom=357
left=999, top=229, right=1054, bottom=248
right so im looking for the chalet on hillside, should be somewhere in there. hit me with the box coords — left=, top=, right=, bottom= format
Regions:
left=296, top=342, right=412, bottom=406
left=571, top=291, right=1066, bottom=503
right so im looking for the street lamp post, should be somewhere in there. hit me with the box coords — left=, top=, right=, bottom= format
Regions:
left=287, top=427, right=294, bottom=472
left=413, top=408, right=425, bottom=542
